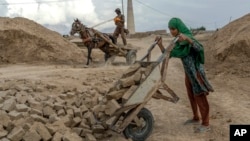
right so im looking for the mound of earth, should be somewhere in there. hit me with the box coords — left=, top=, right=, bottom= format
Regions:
left=205, top=13, right=250, bottom=77
left=0, top=17, right=84, bottom=64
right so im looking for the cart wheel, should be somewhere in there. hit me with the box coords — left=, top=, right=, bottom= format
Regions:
left=123, top=108, right=154, bottom=141
left=126, top=50, right=136, bottom=65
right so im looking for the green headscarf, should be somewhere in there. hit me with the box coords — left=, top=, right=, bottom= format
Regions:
left=168, top=17, right=204, bottom=67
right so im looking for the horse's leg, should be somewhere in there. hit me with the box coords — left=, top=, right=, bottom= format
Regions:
left=86, top=46, right=91, bottom=65
left=89, top=46, right=93, bottom=62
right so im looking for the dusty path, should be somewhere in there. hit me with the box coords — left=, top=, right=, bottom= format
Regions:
left=1, top=60, right=249, bottom=141
left=0, top=37, right=249, bottom=141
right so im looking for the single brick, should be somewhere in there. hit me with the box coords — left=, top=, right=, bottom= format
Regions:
left=8, top=111, right=23, bottom=120
left=16, top=104, right=29, bottom=112
left=104, top=99, right=121, bottom=116
left=43, top=106, right=55, bottom=118
left=52, top=132, right=63, bottom=141
left=2, top=98, right=16, bottom=112
left=22, top=130, right=42, bottom=141
left=85, top=133, right=97, bottom=141
left=63, top=132, right=83, bottom=141
left=7, top=127, right=25, bottom=141
left=36, top=123, right=52, bottom=141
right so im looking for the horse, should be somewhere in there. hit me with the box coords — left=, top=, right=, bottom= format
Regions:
left=70, top=19, right=115, bottom=66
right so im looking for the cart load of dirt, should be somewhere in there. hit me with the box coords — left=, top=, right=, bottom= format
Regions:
left=205, top=13, right=250, bottom=77
left=0, top=17, right=84, bottom=64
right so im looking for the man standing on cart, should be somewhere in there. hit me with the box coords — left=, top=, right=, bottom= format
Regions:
left=113, top=8, right=128, bottom=46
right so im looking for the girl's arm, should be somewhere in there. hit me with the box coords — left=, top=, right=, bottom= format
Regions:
left=179, top=34, right=202, bottom=52
left=192, top=41, right=203, bottom=52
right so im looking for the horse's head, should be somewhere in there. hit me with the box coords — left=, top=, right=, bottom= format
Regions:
left=70, top=18, right=85, bottom=35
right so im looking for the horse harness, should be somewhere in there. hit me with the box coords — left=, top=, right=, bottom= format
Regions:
left=77, top=26, right=98, bottom=48
left=79, top=25, right=111, bottom=53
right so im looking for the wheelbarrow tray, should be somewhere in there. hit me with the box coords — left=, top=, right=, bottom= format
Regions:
left=124, top=62, right=160, bottom=106
left=107, top=61, right=162, bottom=133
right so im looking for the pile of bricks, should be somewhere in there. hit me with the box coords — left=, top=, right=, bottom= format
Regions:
left=0, top=80, right=110, bottom=141
left=0, top=63, right=154, bottom=141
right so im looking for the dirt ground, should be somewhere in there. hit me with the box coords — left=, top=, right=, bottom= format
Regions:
left=1, top=34, right=250, bottom=141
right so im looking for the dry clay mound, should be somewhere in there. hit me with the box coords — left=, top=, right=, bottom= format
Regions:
left=0, top=17, right=84, bottom=64
left=205, top=13, right=250, bottom=77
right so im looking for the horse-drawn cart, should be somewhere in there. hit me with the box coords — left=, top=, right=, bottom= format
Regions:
left=98, top=37, right=180, bottom=141
left=93, top=30, right=137, bottom=65
left=70, top=19, right=137, bottom=65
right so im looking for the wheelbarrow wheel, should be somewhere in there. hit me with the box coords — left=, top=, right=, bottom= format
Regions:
left=126, top=50, right=136, bottom=65
left=123, top=108, right=154, bottom=141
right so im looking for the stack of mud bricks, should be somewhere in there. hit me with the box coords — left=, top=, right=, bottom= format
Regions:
left=0, top=63, right=153, bottom=141
left=0, top=81, right=110, bottom=141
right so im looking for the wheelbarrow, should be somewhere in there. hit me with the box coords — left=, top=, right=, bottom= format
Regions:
left=101, top=36, right=180, bottom=141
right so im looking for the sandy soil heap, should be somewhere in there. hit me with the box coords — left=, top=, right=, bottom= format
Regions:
left=0, top=17, right=84, bottom=64
left=205, top=13, right=250, bottom=77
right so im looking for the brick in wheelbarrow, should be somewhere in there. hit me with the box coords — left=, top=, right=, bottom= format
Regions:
left=104, top=99, right=121, bottom=116
left=117, top=76, right=136, bottom=88
left=133, top=68, right=144, bottom=83
left=106, top=89, right=128, bottom=100
left=122, top=63, right=141, bottom=77
left=122, top=85, right=138, bottom=103
left=144, top=63, right=154, bottom=76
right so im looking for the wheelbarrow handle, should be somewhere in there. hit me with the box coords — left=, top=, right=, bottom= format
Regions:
left=140, top=36, right=162, bottom=61
left=156, top=36, right=179, bottom=63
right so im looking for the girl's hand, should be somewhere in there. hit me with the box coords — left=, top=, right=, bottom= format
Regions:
left=178, top=34, right=193, bottom=44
